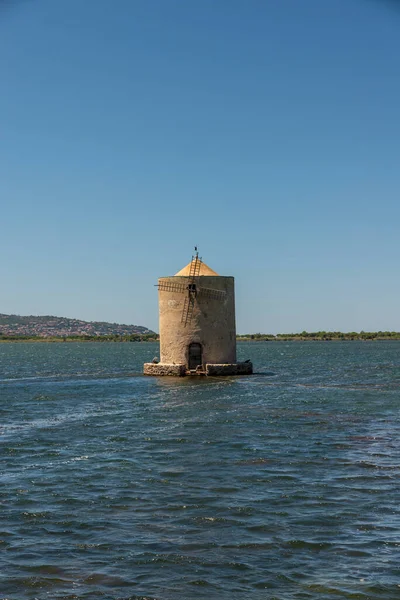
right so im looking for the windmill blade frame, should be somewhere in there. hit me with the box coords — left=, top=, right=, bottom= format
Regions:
left=197, top=287, right=226, bottom=301
left=156, top=248, right=226, bottom=325
left=157, top=281, right=188, bottom=294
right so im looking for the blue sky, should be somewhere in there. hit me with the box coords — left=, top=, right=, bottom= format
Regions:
left=1, top=0, right=399, bottom=333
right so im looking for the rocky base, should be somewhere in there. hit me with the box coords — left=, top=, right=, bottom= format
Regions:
left=143, top=363, right=186, bottom=377
left=143, top=362, right=253, bottom=377
left=206, top=362, right=253, bottom=376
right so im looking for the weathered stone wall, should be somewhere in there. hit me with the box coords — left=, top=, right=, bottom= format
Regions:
left=143, top=362, right=253, bottom=377
left=206, top=362, right=253, bottom=376
left=143, top=363, right=186, bottom=377
left=159, top=275, right=237, bottom=366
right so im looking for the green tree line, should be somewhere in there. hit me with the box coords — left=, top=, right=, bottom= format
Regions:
left=2, top=331, right=400, bottom=342
left=237, top=331, right=400, bottom=341
left=0, top=333, right=159, bottom=342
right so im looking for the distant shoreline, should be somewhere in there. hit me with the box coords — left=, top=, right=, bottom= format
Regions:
left=0, top=335, right=158, bottom=343
left=237, top=333, right=400, bottom=341
left=1, top=332, right=400, bottom=343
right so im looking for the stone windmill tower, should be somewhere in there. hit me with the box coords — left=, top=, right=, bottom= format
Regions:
left=144, top=249, right=253, bottom=376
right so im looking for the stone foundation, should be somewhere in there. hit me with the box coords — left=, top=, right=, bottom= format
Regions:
left=143, top=362, right=253, bottom=377
left=143, top=363, right=186, bottom=377
left=206, top=362, right=253, bottom=376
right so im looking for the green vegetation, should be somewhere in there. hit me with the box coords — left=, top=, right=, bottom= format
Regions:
left=0, top=333, right=159, bottom=343
left=237, top=331, right=400, bottom=341
left=1, top=331, right=400, bottom=342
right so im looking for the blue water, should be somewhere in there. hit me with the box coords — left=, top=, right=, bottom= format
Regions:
left=1, top=341, right=400, bottom=600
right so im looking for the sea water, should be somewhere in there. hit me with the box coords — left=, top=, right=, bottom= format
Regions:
left=1, top=341, right=400, bottom=600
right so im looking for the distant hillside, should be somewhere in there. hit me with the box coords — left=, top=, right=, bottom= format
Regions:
left=0, top=314, right=154, bottom=338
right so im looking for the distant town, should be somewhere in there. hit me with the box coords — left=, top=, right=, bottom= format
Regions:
left=0, top=314, right=154, bottom=339
left=1, top=314, right=399, bottom=342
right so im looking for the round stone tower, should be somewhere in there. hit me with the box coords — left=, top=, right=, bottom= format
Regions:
left=144, top=251, right=253, bottom=377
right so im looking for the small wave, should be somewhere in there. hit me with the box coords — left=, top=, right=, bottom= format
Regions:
left=0, top=371, right=143, bottom=384
left=82, top=572, right=132, bottom=586
left=284, top=539, right=333, bottom=550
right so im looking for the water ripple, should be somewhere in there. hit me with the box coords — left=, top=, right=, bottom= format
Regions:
left=1, top=341, right=400, bottom=599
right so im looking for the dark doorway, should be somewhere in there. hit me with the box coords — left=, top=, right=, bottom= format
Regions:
left=188, top=343, right=202, bottom=370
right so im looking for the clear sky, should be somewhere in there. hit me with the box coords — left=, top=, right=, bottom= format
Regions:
left=1, top=0, right=399, bottom=334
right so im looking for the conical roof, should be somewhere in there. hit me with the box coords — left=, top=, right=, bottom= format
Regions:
left=175, top=259, right=219, bottom=276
